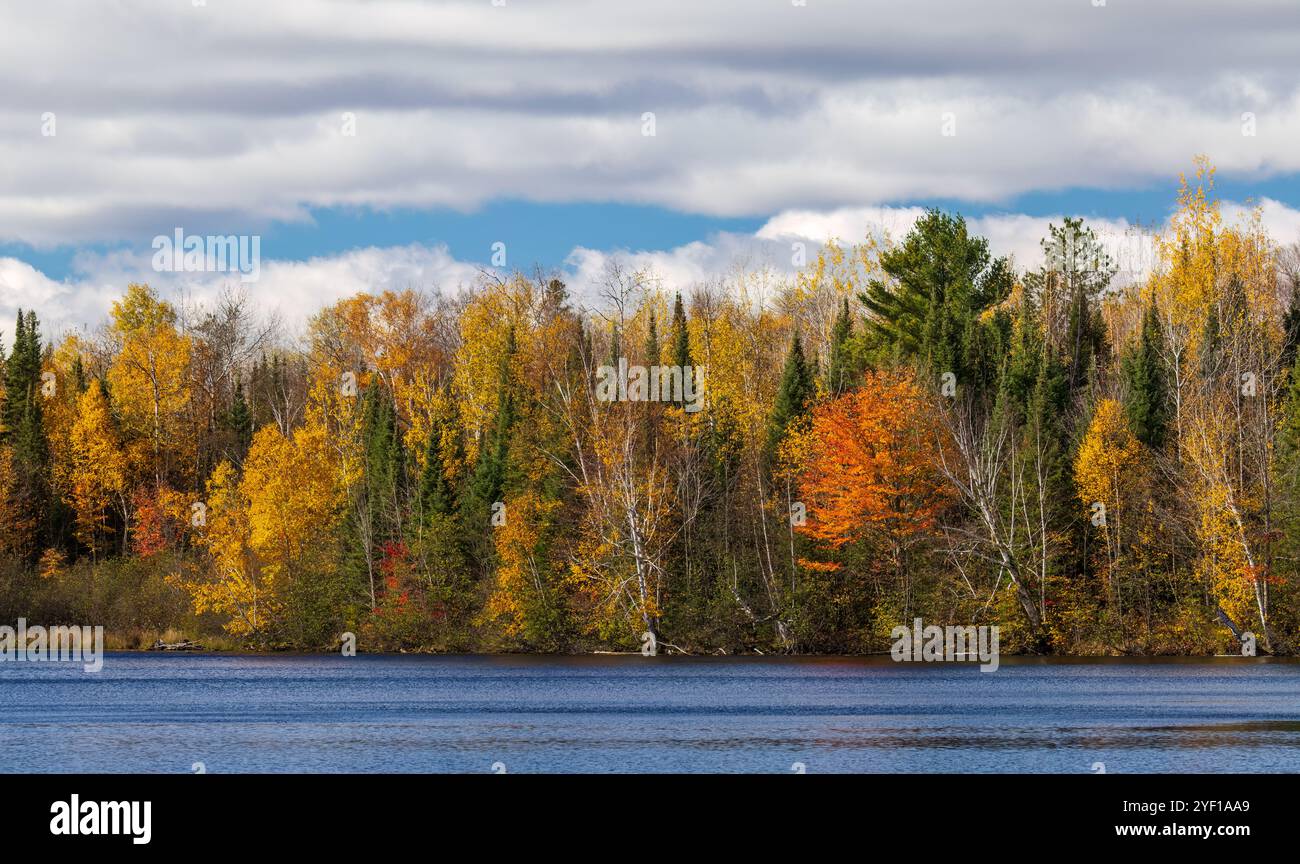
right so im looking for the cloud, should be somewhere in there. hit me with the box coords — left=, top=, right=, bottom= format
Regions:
left=2, top=0, right=1300, bottom=247
left=565, top=199, right=1300, bottom=304
left=0, top=243, right=484, bottom=348
left=7, top=198, right=1300, bottom=349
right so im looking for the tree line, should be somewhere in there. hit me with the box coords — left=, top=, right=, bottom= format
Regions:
left=3, top=159, right=1300, bottom=654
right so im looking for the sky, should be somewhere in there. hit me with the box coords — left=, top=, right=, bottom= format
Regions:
left=2, top=0, right=1300, bottom=344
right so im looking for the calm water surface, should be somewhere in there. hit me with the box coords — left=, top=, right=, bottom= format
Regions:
left=2, top=654, right=1299, bottom=773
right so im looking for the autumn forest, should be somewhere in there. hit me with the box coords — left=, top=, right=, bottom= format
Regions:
left=3, top=161, right=1300, bottom=655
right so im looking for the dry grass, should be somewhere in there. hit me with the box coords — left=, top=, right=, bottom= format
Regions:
left=102, top=627, right=241, bottom=651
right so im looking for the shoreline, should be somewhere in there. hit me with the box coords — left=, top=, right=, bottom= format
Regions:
left=99, top=649, right=1297, bottom=661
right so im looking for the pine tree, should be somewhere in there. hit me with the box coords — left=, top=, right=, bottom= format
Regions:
left=767, top=331, right=816, bottom=455
left=0, top=309, right=51, bottom=559
left=464, top=327, right=517, bottom=534
left=71, top=354, right=87, bottom=394
left=1282, top=282, right=1300, bottom=373
left=1002, top=288, right=1043, bottom=423
left=671, top=293, right=691, bottom=367
left=2, top=310, right=48, bottom=469
left=608, top=322, right=621, bottom=368
left=644, top=311, right=659, bottom=366
left=1280, top=351, right=1300, bottom=461
left=1123, top=297, right=1170, bottom=449
left=669, top=293, right=692, bottom=407
left=825, top=298, right=856, bottom=396
left=861, top=209, right=1013, bottom=384
left=1198, top=299, right=1221, bottom=381
left=419, top=392, right=462, bottom=520
left=225, top=380, right=254, bottom=461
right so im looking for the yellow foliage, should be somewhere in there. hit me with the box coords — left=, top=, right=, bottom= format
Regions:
left=173, top=460, right=273, bottom=637
left=1075, top=399, right=1143, bottom=512
left=106, top=284, right=192, bottom=484
left=67, top=383, right=128, bottom=556
left=484, top=491, right=561, bottom=637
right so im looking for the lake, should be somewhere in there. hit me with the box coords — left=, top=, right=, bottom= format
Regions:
left=2, top=654, right=1299, bottom=773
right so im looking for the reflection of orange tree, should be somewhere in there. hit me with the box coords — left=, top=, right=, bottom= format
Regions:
left=790, top=368, right=951, bottom=596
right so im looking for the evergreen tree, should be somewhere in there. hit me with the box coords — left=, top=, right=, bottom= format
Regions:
left=419, top=392, right=462, bottom=520
left=1024, top=339, right=1074, bottom=593
left=225, top=380, right=254, bottom=461
left=644, top=311, right=659, bottom=365
left=1282, top=282, right=1300, bottom=373
left=2, top=310, right=48, bottom=469
left=1123, top=297, right=1170, bottom=449
left=669, top=293, right=693, bottom=408
left=0, top=309, right=52, bottom=559
left=1044, top=218, right=1113, bottom=397
left=1001, top=290, right=1043, bottom=423
left=1198, top=298, right=1221, bottom=382
left=825, top=298, right=856, bottom=396
left=369, top=384, right=406, bottom=532
left=464, top=328, right=518, bottom=534
left=340, top=380, right=408, bottom=608
left=767, top=331, right=816, bottom=455
left=860, top=209, right=1013, bottom=385
left=671, top=293, right=691, bottom=369
left=608, top=322, right=621, bottom=368
left=71, top=354, right=87, bottom=395
left=1280, top=349, right=1300, bottom=466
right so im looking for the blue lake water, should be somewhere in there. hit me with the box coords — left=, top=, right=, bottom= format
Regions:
left=2, top=654, right=1299, bottom=773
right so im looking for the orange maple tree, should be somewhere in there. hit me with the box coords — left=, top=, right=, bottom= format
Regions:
left=793, top=368, right=950, bottom=571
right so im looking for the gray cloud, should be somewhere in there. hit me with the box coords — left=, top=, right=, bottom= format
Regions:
left=1, top=0, right=1298, bottom=248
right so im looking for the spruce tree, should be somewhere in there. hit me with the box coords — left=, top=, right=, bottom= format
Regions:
left=0, top=309, right=52, bottom=558
left=226, top=380, right=253, bottom=461
left=71, top=355, right=87, bottom=394
left=2, top=310, right=48, bottom=469
left=670, top=293, right=692, bottom=407
left=644, top=312, right=659, bottom=366
left=671, top=293, right=691, bottom=368
left=767, top=331, right=816, bottom=455
left=1123, top=297, right=1170, bottom=449
left=1001, top=290, right=1042, bottom=423
left=608, top=322, right=621, bottom=368
left=825, top=298, right=855, bottom=396
left=464, top=328, right=517, bottom=533
left=358, top=381, right=407, bottom=544
left=1282, top=283, right=1300, bottom=373
left=2, top=311, right=30, bottom=439
left=1198, top=301, right=1221, bottom=381
left=1281, top=350, right=1300, bottom=461
left=418, top=392, right=463, bottom=520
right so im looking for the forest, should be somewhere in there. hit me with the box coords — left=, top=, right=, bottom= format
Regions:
left=3, top=159, right=1300, bottom=655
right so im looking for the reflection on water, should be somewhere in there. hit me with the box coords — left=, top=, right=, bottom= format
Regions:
left=2, top=654, right=1299, bottom=773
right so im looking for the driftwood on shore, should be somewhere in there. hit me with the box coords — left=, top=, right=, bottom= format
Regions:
left=149, top=638, right=205, bottom=652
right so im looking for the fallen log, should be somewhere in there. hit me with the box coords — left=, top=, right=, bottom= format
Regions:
left=149, top=638, right=205, bottom=651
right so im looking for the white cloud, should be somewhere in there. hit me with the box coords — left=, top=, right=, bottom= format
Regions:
left=0, top=243, right=484, bottom=348
left=1223, top=197, right=1300, bottom=245
left=7, top=198, right=1300, bottom=349
left=2, top=0, right=1300, bottom=246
